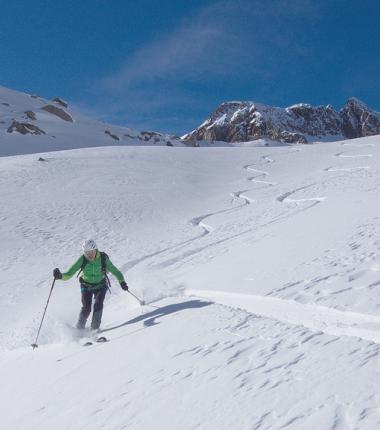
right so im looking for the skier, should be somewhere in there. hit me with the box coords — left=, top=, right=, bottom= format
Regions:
left=53, top=239, right=128, bottom=331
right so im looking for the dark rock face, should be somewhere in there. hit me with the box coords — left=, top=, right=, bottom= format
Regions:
left=52, top=97, right=68, bottom=108
left=7, top=120, right=45, bottom=135
left=25, top=111, right=37, bottom=120
left=140, top=131, right=161, bottom=141
left=41, top=105, right=73, bottom=122
left=182, top=98, right=380, bottom=144
left=120, top=130, right=180, bottom=145
left=105, top=130, right=120, bottom=141
left=340, top=98, right=380, bottom=138
left=136, top=130, right=179, bottom=145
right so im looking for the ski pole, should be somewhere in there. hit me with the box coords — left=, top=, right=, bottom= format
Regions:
left=105, top=273, right=112, bottom=294
left=128, top=290, right=145, bottom=306
left=31, top=278, right=56, bottom=350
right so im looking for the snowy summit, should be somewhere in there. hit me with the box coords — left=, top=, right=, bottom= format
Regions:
left=183, top=98, right=380, bottom=145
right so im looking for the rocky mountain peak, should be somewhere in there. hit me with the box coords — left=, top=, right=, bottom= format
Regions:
left=340, top=98, right=380, bottom=139
left=183, top=98, right=380, bottom=144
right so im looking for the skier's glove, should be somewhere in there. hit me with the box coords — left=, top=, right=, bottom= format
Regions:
left=53, top=268, right=62, bottom=280
left=120, top=281, right=128, bottom=291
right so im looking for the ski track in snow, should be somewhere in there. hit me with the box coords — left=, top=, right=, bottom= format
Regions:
left=323, top=141, right=375, bottom=173
left=335, top=152, right=373, bottom=158
left=186, top=289, right=380, bottom=344
left=244, top=154, right=277, bottom=186
left=276, top=184, right=325, bottom=210
left=189, top=191, right=251, bottom=236
left=148, top=151, right=340, bottom=271
left=188, top=155, right=275, bottom=237
left=142, top=154, right=279, bottom=270
left=277, top=184, right=315, bottom=203
left=122, top=231, right=207, bottom=271
left=127, top=152, right=319, bottom=275
left=274, top=145, right=375, bottom=208
left=324, top=166, right=371, bottom=172
left=341, top=142, right=375, bottom=147
left=230, top=190, right=254, bottom=205
left=113, top=155, right=276, bottom=275
left=325, top=148, right=374, bottom=172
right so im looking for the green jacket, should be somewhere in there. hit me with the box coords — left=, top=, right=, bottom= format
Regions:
left=62, top=251, right=125, bottom=287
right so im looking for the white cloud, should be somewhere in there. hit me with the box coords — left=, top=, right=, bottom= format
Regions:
left=101, top=2, right=243, bottom=91
left=99, top=0, right=319, bottom=92
left=83, top=0, right=320, bottom=133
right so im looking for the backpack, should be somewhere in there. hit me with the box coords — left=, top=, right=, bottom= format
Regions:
left=77, top=251, right=109, bottom=279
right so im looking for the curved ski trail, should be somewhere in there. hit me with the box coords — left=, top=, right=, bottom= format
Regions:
left=276, top=184, right=325, bottom=208
left=244, top=161, right=276, bottom=186
left=187, top=155, right=277, bottom=237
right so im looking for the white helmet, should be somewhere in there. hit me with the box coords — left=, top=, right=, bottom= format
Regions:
left=83, top=239, right=97, bottom=253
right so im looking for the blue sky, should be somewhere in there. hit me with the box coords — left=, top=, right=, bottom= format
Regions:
left=0, top=0, right=379, bottom=134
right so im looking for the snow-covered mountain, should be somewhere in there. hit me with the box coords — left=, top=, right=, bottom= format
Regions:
left=183, top=97, right=380, bottom=145
left=2, top=84, right=379, bottom=157
left=0, top=86, right=183, bottom=156
left=1, top=134, right=380, bottom=428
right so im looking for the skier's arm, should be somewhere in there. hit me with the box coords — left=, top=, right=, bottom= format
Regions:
left=61, top=256, right=84, bottom=281
left=106, top=257, right=125, bottom=283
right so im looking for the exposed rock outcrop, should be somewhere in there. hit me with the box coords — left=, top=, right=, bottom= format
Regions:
left=182, top=98, right=380, bottom=144
left=52, top=97, right=68, bottom=108
left=105, top=130, right=120, bottom=141
left=340, top=98, right=380, bottom=138
left=120, top=130, right=180, bottom=146
left=24, top=111, right=36, bottom=120
left=140, top=131, right=161, bottom=141
left=7, top=120, right=45, bottom=135
left=41, top=105, right=73, bottom=122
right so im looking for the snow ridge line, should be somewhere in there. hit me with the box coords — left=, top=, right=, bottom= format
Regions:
left=186, top=289, right=380, bottom=344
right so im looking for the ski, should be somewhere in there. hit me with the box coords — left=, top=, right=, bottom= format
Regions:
left=83, top=341, right=93, bottom=347
left=82, top=336, right=108, bottom=347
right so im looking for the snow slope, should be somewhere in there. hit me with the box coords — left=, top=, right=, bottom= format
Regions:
left=1, top=136, right=380, bottom=429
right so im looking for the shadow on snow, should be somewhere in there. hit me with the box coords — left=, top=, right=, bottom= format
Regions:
left=101, top=299, right=212, bottom=333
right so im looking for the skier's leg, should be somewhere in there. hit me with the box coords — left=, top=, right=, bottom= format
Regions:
left=91, top=287, right=107, bottom=330
left=77, top=288, right=92, bottom=329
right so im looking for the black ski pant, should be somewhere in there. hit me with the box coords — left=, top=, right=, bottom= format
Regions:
left=77, top=286, right=107, bottom=330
